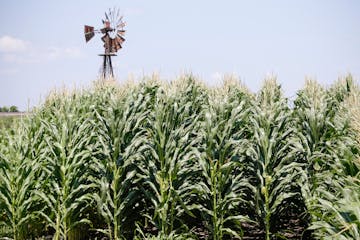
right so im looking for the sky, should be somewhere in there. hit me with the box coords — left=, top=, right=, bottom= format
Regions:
left=0, top=0, right=359, bottom=110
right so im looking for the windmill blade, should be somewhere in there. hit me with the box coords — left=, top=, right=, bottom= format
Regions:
left=107, top=8, right=114, bottom=29
left=101, top=34, right=111, bottom=43
left=111, top=7, right=116, bottom=28
left=108, top=8, right=112, bottom=21
left=112, top=7, right=116, bottom=20
left=116, top=8, right=120, bottom=22
left=115, top=42, right=122, bottom=52
left=117, top=36, right=124, bottom=42
left=115, top=35, right=125, bottom=44
left=113, top=37, right=125, bottom=52
left=116, top=34, right=125, bottom=43
left=84, top=25, right=95, bottom=42
left=108, top=8, right=113, bottom=23
left=117, top=21, right=126, bottom=29
left=117, top=29, right=126, bottom=36
left=116, top=16, right=124, bottom=27
left=112, top=38, right=122, bottom=52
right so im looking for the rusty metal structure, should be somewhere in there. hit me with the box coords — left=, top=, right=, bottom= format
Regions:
left=84, top=8, right=126, bottom=78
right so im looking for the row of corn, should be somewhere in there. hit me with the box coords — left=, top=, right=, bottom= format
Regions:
left=0, top=75, right=359, bottom=239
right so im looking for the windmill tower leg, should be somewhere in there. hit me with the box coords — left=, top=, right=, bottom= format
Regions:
left=99, top=53, right=116, bottom=80
left=102, top=55, right=107, bottom=79
left=108, top=55, right=114, bottom=77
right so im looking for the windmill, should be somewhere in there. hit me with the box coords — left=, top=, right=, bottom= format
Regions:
left=84, top=8, right=126, bottom=79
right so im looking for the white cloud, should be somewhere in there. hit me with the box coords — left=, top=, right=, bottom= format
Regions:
left=0, top=35, right=29, bottom=52
left=0, top=35, right=83, bottom=64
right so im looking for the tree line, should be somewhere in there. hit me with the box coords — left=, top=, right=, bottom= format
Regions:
left=0, top=106, right=18, bottom=112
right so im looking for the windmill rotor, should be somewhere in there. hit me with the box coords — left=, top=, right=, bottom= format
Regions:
left=84, top=7, right=126, bottom=79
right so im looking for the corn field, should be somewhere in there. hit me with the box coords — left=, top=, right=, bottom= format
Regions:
left=0, top=75, right=359, bottom=240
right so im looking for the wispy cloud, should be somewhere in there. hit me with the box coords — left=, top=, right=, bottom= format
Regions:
left=0, top=35, right=29, bottom=52
left=0, top=35, right=83, bottom=64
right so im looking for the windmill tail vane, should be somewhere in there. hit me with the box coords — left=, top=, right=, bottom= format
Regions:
left=84, top=8, right=126, bottom=79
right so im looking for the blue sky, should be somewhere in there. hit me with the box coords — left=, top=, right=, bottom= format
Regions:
left=0, top=0, right=359, bottom=110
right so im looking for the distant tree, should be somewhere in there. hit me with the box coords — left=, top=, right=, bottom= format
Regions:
left=0, top=107, right=2, bottom=112
left=1, top=106, right=9, bottom=112
left=9, top=106, right=18, bottom=112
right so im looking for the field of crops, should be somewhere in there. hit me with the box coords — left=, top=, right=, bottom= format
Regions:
left=0, top=115, right=21, bottom=129
left=0, top=75, right=359, bottom=240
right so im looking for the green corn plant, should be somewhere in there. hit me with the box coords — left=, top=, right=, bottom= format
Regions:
left=346, top=82, right=360, bottom=147
left=193, top=83, right=252, bottom=240
left=0, top=120, right=45, bottom=239
left=135, top=78, right=204, bottom=238
left=91, top=83, right=156, bottom=239
left=328, top=77, right=360, bottom=176
left=293, top=80, right=331, bottom=213
left=293, top=78, right=358, bottom=238
left=309, top=178, right=360, bottom=239
left=34, top=92, right=102, bottom=240
left=1, top=74, right=359, bottom=239
left=244, top=79, right=307, bottom=240
left=294, top=79, right=355, bottom=189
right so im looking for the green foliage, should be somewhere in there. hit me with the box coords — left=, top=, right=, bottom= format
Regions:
left=194, top=83, right=252, bottom=240
left=0, top=116, right=17, bottom=129
left=0, top=121, right=45, bottom=239
left=294, top=76, right=359, bottom=239
left=9, top=106, right=18, bottom=113
left=0, top=75, right=359, bottom=239
left=0, top=106, right=18, bottom=112
left=135, top=79, right=205, bottom=238
left=1, top=106, right=9, bottom=112
left=31, top=91, right=106, bottom=240
left=243, top=79, right=307, bottom=239
left=92, top=83, right=154, bottom=239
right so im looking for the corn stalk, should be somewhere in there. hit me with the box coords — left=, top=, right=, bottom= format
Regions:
left=0, top=120, right=45, bottom=239
left=194, top=85, right=251, bottom=240
left=34, top=93, right=100, bottom=240
left=294, top=77, right=359, bottom=238
left=136, top=79, right=204, bottom=238
left=245, top=79, right=306, bottom=239
left=92, top=83, right=154, bottom=239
